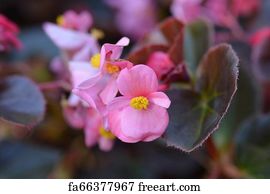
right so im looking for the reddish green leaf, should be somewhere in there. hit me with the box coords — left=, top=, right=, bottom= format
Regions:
left=0, top=76, right=45, bottom=128
left=164, top=44, right=239, bottom=152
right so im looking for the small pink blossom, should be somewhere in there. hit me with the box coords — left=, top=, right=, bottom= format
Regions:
left=249, top=28, right=270, bottom=46
left=43, top=22, right=99, bottom=61
left=56, top=10, right=93, bottom=32
left=146, top=51, right=174, bottom=79
left=170, top=0, right=244, bottom=36
left=68, top=59, right=108, bottom=112
left=105, top=0, right=157, bottom=40
left=63, top=104, right=114, bottom=152
left=84, top=108, right=114, bottom=152
left=108, top=65, right=171, bottom=143
left=43, top=21, right=100, bottom=90
left=231, top=0, right=261, bottom=17
left=204, top=0, right=239, bottom=31
left=73, top=37, right=133, bottom=109
left=0, top=14, right=22, bottom=51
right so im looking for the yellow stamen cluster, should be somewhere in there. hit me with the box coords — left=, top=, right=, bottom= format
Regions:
left=99, top=127, right=115, bottom=139
left=106, top=63, right=120, bottom=74
left=91, top=28, right=105, bottom=40
left=130, top=96, right=149, bottom=110
left=56, top=15, right=65, bottom=26
left=90, top=54, right=101, bottom=68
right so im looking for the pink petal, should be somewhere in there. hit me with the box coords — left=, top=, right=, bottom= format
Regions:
left=108, top=109, right=137, bottom=142
left=99, top=78, right=118, bottom=104
left=72, top=38, right=100, bottom=61
left=116, top=37, right=130, bottom=47
left=77, top=11, right=93, bottom=32
left=63, top=105, right=86, bottom=129
left=72, top=88, right=97, bottom=109
left=69, top=61, right=99, bottom=87
left=77, top=72, right=102, bottom=89
left=146, top=51, right=174, bottom=79
left=148, top=92, right=171, bottom=108
left=73, top=76, right=108, bottom=110
left=107, top=96, right=130, bottom=111
left=117, top=65, right=158, bottom=97
left=84, top=109, right=101, bottom=147
left=109, top=104, right=169, bottom=143
left=98, top=138, right=114, bottom=151
left=43, top=22, right=88, bottom=50
left=99, top=37, right=130, bottom=70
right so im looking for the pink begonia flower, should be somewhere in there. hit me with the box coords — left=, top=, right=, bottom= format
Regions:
left=105, top=0, right=157, bottom=40
left=170, top=0, right=203, bottom=23
left=43, top=22, right=99, bottom=61
left=249, top=28, right=270, bottom=46
left=231, top=0, right=261, bottom=17
left=146, top=51, right=174, bottom=79
left=84, top=108, right=114, bottom=151
left=56, top=10, right=93, bottom=32
left=68, top=59, right=107, bottom=113
left=0, top=14, right=22, bottom=51
left=204, top=0, right=240, bottom=31
left=63, top=104, right=114, bottom=151
left=64, top=62, right=115, bottom=151
left=43, top=21, right=100, bottom=93
left=108, top=65, right=171, bottom=143
left=170, top=0, right=245, bottom=36
left=43, top=12, right=115, bottom=151
left=73, top=37, right=133, bottom=109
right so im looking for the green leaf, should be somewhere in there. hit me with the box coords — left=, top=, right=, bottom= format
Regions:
left=0, top=76, right=46, bottom=128
left=234, top=115, right=270, bottom=178
left=0, top=140, right=61, bottom=178
left=184, top=19, right=213, bottom=78
left=164, top=44, right=239, bottom=152
left=213, top=41, right=262, bottom=150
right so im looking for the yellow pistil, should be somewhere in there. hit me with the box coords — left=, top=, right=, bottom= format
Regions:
left=56, top=15, right=65, bottom=26
left=106, top=63, right=120, bottom=74
left=91, top=28, right=105, bottom=40
left=130, top=96, right=149, bottom=110
left=90, top=54, right=101, bottom=68
left=99, top=127, right=115, bottom=139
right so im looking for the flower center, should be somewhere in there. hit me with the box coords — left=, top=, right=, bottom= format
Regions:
left=56, top=15, right=65, bottom=26
left=106, top=63, right=120, bottom=74
left=90, top=54, right=101, bottom=68
left=99, top=127, right=115, bottom=139
left=130, top=96, right=149, bottom=110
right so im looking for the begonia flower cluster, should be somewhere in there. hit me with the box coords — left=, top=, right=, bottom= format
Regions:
left=44, top=10, right=171, bottom=151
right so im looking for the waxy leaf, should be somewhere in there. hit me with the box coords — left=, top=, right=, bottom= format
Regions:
left=184, top=19, right=213, bottom=77
left=0, top=76, right=45, bottom=128
left=164, top=44, right=239, bottom=152
left=235, top=115, right=270, bottom=178
left=214, top=41, right=261, bottom=150
left=0, top=140, right=60, bottom=178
